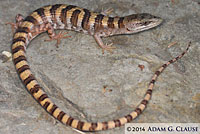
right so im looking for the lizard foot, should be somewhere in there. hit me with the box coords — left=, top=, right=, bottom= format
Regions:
left=45, top=31, right=71, bottom=48
left=6, top=14, right=24, bottom=33
left=101, top=43, right=116, bottom=54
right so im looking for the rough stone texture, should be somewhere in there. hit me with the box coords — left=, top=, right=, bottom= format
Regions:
left=0, top=0, right=199, bottom=134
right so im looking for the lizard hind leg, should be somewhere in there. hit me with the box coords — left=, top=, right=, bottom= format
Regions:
left=44, top=23, right=71, bottom=48
left=6, top=14, right=24, bottom=33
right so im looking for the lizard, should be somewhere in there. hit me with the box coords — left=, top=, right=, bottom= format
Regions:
left=9, top=4, right=190, bottom=132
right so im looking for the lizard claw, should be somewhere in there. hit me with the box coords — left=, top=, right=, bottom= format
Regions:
left=102, top=43, right=116, bottom=54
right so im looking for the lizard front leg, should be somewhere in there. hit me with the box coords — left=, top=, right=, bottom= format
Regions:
left=94, top=34, right=115, bottom=54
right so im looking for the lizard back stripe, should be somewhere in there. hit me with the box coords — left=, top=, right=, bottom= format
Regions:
left=107, top=17, right=114, bottom=28
left=81, top=8, right=91, bottom=30
left=118, top=17, right=125, bottom=28
left=50, top=4, right=63, bottom=23
left=70, top=9, right=81, bottom=27
left=50, top=4, right=63, bottom=16
left=30, top=11, right=43, bottom=25
left=24, top=16, right=38, bottom=25
left=60, top=5, right=76, bottom=25
left=94, top=14, right=104, bottom=31
left=34, top=7, right=45, bottom=22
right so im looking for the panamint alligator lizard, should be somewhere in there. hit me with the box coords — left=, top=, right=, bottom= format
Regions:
left=10, top=4, right=190, bottom=132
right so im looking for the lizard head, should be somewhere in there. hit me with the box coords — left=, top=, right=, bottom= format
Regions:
left=123, top=13, right=163, bottom=34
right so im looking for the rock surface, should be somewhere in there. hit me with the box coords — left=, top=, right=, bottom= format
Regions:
left=0, top=0, right=199, bottom=134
